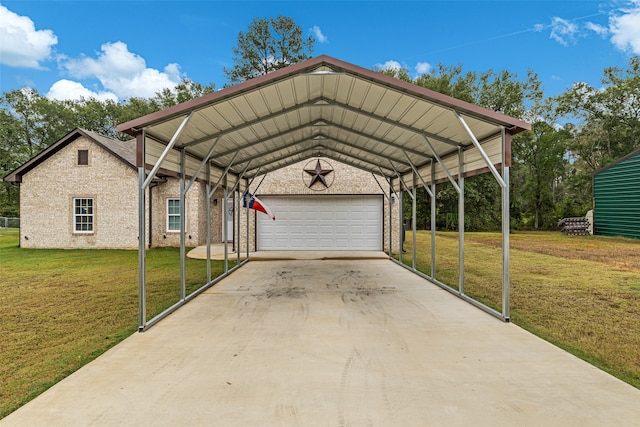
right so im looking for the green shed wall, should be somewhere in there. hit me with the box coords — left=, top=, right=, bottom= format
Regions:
left=593, top=151, right=640, bottom=239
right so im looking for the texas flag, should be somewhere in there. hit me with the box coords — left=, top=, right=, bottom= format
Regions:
left=243, top=193, right=276, bottom=220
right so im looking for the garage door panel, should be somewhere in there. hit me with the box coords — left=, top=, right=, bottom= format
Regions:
left=257, top=196, right=382, bottom=250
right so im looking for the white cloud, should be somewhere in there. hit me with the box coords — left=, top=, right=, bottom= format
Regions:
left=609, top=2, right=640, bottom=54
left=60, top=41, right=184, bottom=98
left=376, top=60, right=404, bottom=71
left=549, top=17, right=579, bottom=46
left=46, top=79, right=118, bottom=102
left=311, top=25, right=328, bottom=43
left=415, top=62, right=431, bottom=75
left=0, top=5, right=58, bottom=68
left=585, top=21, right=608, bottom=38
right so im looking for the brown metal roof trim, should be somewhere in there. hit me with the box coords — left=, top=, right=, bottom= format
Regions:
left=117, top=55, right=531, bottom=136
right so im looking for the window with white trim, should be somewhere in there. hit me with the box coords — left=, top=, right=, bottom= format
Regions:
left=73, top=198, right=94, bottom=233
left=166, top=198, right=183, bottom=232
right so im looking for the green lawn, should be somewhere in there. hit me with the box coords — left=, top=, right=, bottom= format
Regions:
left=2, top=228, right=639, bottom=419
left=402, top=231, right=640, bottom=390
left=0, top=228, right=233, bottom=418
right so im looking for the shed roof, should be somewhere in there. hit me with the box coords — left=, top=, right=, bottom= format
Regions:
left=593, top=147, right=640, bottom=176
left=119, top=55, right=530, bottom=189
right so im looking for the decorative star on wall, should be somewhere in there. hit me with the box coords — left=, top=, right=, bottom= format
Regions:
left=304, top=159, right=334, bottom=188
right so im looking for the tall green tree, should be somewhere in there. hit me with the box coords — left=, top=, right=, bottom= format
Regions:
left=0, top=89, right=77, bottom=216
left=224, top=16, right=314, bottom=83
left=1, top=88, right=76, bottom=158
left=415, top=64, right=476, bottom=102
left=557, top=55, right=640, bottom=170
left=553, top=56, right=640, bottom=221
left=514, top=120, right=571, bottom=228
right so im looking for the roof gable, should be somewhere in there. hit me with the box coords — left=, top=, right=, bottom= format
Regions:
left=3, top=128, right=136, bottom=183
left=117, top=55, right=530, bottom=190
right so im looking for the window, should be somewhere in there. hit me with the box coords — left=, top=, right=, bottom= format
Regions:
left=74, top=198, right=94, bottom=232
left=78, top=149, right=89, bottom=165
left=167, top=198, right=183, bottom=232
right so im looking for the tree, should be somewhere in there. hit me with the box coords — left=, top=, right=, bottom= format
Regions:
left=557, top=56, right=640, bottom=170
left=152, top=79, right=216, bottom=109
left=0, top=78, right=216, bottom=217
left=415, top=63, right=476, bottom=103
left=514, top=120, right=571, bottom=228
left=224, top=16, right=314, bottom=83
left=414, top=65, right=547, bottom=230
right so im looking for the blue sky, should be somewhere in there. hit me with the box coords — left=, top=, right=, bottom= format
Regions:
left=1, top=1, right=640, bottom=104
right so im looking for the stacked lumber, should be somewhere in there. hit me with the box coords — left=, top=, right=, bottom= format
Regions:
left=558, top=217, right=591, bottom=235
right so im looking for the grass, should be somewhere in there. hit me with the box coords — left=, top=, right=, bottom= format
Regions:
left=2, top=228, right=639, bottom=418
left=0, top=228, right=234, bottom=419
left=402, top=230, right=640, bottom=390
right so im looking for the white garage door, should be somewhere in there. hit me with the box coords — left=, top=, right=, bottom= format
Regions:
left=257, top=196, right=383, bottom=250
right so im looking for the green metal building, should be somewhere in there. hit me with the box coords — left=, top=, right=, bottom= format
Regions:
left=593, top=148, right=640, bottom=239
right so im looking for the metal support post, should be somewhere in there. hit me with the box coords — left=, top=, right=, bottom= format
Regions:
left=431, top=161, right=436, bottom=279
left=138, top=163, right=146, bottom=331
left=206, top=163, right=211, bottom=283
left=399, top=190, right=404, bottom=264
left=179, top=148, right=186, bottom=301
left=412, top=171, right=417, bottom=270
left=246, top=179, right=250, bottom=260
left=502, top=165, right=510, bottom=320
left=389, top=178, right=394, bottom=257
left=502, top=127, right=511, bottom=320
left=372, top=173, right=392, bottom=257
left=237, top=187, right=241, bottom=264
left=458, top=147, right=465, bottom=294
left=223, top=175, right=228, bottom=273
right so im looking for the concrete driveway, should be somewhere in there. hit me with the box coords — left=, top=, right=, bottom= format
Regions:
left=3, top=257, right=639, bottom=426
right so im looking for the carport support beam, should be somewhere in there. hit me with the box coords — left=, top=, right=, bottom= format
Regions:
left=143, top=113, right=192, bottom=189
left=137, top=132, right=146, bottom=331
left=180, top=148, right=186, bottom=301
left=245, top=178, right=250, bottom=260
left=379, top=166, right=400, bottom=257
left=458, top=147, right=465, bottom=294
left=502, top=128, right=511, bottom=321
left=389, top=160, right=414, bottom=264
left=206, top=163, right=212, bottom=283
left=431, top=161, right=436, bottom=279
left=412, top=171, right=417, bottom=270
left=389, top=178, right=394, bottom=257
left=399, top=190, right=404, bottom=264
left=223, top=175, right=228, bottom=273
left=455, top=113, right=511, bottom=321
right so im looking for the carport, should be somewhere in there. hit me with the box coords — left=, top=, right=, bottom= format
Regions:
left=117, top=55, right=530, bottom=331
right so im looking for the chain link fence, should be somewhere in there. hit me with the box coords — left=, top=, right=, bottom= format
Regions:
left=0, top=217, right=20, bottom=228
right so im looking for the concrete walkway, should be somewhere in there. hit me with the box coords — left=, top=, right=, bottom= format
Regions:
left=186, top=244, right=390, bottom=260
left=3, top=258, right=639, bottom=426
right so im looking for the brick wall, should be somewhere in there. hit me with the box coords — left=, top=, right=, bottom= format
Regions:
left=20, top=142, right=400, bottom=253
left=149, top=179, right=226, bottom=248
left=19, top=136, right=140, bottom=249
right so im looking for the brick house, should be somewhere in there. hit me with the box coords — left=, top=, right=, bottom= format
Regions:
left=4, top=128, right=396, bottom=251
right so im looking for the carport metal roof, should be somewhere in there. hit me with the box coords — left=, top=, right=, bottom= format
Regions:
left=117, top=55, right=530, bottom=332
left=118, top=55, right=529, bottom=189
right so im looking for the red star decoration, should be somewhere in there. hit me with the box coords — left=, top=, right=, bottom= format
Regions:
left=304, top=160, right=333, bottom=188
